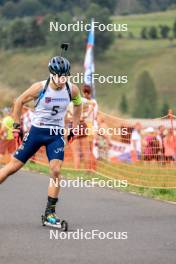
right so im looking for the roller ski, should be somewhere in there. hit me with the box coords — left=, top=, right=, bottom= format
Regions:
left=41, top=213, right=68, bottom=231
left=41, top=197, right=68, bottom=231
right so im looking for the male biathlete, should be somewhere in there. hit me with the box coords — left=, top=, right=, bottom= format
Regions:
left=0, top=56, right=82, bottom=224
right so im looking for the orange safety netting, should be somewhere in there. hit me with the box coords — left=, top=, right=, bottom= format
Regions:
left=0, top=109, right=176, bottom=188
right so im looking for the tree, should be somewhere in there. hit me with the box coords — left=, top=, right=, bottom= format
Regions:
left=173, top=20, right=176, bottom=38
left=1, top=1, right=18, bottom=18
left=168, top=4, right=176, bottom=10
left=85, top=3, right=115, bottom=57
left=117, top=33, right=123, bottom=39
left=6, top=19, right=28, bottom=48
left=140, top=27, right=148, bottom=39
left=133, top=71, right=158, bottom=118
left=0, top=0, right=19, bottom=4
left=26, top=19, right=46, bottom=47
left=160, top=25, right=170, bottom=39
left=1, top=0, right=176, bottom=17
left=0, top=17, right=46, bottom=49
left=139, top=0, right=173, bottom=12
left=148, top=26, right=158, bottom=39
left=0, top=0, right=6, bottom=5
left=119, top=94, right=128, bottom=113
left=44, top=3, right=116, bottom=60
left=161, top=102, right=169, bottom=116
left=17, top=0, right=45, bottom=17
left=44, top=11, right=85, bottom=61
left=128, top=32, right=134, bottom=39
left=138, top=0, right=152, bottom=12
left=0, top=27, right=6, bottom=48
left=92, top=0, right=117, bottom=13
left=155, top=0, right=174, bottom=11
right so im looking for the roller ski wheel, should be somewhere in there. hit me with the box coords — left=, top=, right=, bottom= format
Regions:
left=61, top=220, right=68, bottom=232
left=41, top=215, right=68, bottom=231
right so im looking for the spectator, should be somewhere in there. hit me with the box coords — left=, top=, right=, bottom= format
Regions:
left=130, top=122, right=142, bottom=162
left=81, top=85, right=98, bottom=131
left=0, top=109, right=16, bottom=157
left=163, top=128, right=176, bottom=162
left=143, top=127, right=160, bottom=161
left=66, top=85, right=98, bottom=170
left=156, top=125, right=165, bottom=161
left=95, top=116, right=111, bottom=160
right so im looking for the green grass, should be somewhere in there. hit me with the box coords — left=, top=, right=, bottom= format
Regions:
left=24, top=161, right=176, bottom=202
left=113, top=10, right=176, bottom=37
left=96, top=159, right=176, bottom=189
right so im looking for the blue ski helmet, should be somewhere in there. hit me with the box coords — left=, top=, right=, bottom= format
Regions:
left=48, top=56, right=70, bottom=76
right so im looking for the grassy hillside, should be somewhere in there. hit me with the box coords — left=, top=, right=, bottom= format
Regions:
left=113, top=10, right=176, bottom=37
left=97, top=38, right=176, bottom=114
left=0, top=10, right=176, bottom=116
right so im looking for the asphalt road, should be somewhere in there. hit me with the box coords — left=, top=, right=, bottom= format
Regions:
left=0, top=169, right=176, bottom=264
